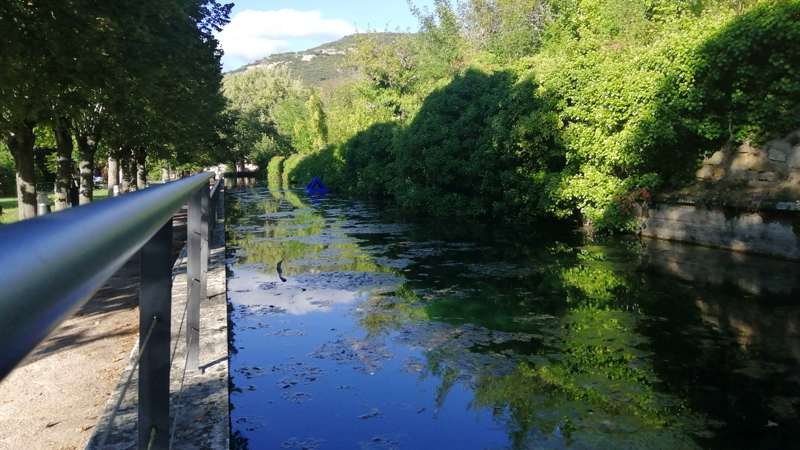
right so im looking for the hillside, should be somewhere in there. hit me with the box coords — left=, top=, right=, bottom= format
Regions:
left=229, top=33, right=405, bottom=89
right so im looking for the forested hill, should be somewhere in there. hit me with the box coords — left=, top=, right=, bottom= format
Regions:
left=229, top=33, right=405, bottom=88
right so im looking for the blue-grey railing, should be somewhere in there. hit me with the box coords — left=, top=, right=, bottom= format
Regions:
left=0, top=172, right=224, bottom=450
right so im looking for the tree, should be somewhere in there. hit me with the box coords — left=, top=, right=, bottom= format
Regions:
left=222, top=67, right=310, bottom=167
left=0, top=0, right=231, bottom=217
left=0, top=2, right=57, bottom=218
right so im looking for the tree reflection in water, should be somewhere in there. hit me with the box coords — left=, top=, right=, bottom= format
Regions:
left=227, top=180, right=800, bottom=450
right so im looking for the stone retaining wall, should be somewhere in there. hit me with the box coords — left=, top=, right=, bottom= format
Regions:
left=639, top=202, right=800, bottom=260
left=696, top=129, right=800, bottom=188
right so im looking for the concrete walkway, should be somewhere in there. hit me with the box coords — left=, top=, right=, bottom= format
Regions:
left=0, top=260, right=141, bottom=450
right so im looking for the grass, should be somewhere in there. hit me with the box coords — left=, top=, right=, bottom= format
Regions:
left=0, top=189, right=110, bottom=225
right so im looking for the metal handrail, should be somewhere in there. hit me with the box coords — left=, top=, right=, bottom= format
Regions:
left=210, top=177, right=223, bottom=199
left=0, top=172, right=214, bottom=381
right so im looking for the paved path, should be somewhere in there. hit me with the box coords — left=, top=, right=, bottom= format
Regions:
left=0, top=260, right=140, bottom=450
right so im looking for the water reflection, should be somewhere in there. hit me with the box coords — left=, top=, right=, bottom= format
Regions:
left=226, top=181, right=800, bottom=450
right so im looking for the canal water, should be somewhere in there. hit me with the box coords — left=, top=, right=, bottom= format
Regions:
left=226, top=181, right=800, bottom=450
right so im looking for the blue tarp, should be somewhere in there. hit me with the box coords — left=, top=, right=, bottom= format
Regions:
left=305, top=177, right=330, bottom=196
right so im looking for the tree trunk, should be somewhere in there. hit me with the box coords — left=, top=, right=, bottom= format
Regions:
left=76, top=133, right=97, bottom=205
left=134, top=148, right=147, bottom=190
left=107, top=153, right=119, bottom=197
left=53, top=121, right=74, bottom=211
left=120, top=149, right=132, bottom=192
left=6, top=124, right=36, bottom=220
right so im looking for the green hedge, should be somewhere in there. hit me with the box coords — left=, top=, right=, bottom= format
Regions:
left=281, top=153, right=306, bottom=187
left=267, top=155, right=285, bottom=189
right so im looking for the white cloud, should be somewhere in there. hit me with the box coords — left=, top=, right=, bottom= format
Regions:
left=218, top=9, right=356, bottom=64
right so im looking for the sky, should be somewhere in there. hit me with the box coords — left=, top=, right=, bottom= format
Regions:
left=218, top=0, right=436, bottom=71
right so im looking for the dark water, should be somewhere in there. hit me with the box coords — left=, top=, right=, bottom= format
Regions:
left=226, top=182, right=800, bottom=450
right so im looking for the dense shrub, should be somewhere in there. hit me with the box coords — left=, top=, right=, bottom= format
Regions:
left=267, top=156, right=285, bottom=189
left=688, top=1, right=800, bottom=145
left=389, top=69, right=558, bottom=220
left=338, top=123, right=400, bottom=200
left=281, top=153, right=306, bottom=187
left=288, top=146, right=345, bottom=189
left=532, top=0, right=800, bottom=230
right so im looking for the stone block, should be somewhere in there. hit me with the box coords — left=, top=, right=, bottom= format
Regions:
left=696, top=165, right=714, bottom=180
left=736, top=141, right=758, bottom=154
left=730, top=151, right=770, bottom=173
left=766, top=139, right=792, bottom=154
left=789, top=145, right=800, bottom=169
left=757, top=171, right=778, bottom=182
left=769, top=148, right=787, bottom=162
left=707, top=150, right=726, bottom=165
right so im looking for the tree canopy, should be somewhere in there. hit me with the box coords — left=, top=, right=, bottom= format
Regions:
left=251, top=0, right=799, bottom=233
left=0, top=0, right=231, bottom=219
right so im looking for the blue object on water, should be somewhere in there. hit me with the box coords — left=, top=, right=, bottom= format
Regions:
left=305, top=176, right=330, bottom=196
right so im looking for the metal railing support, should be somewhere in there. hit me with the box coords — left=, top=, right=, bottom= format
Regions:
left=209, top=178, right=222, bottom=228
left=201, top=187, right=209, bottom=307
left=186, top=187, right=208, bottom=371
left=218, top=182, right=225, bottom=224
left=138, top=220, right=173, bottom=450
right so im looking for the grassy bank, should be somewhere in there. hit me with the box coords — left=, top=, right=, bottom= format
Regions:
left=0, top=189, right=110, bottom=225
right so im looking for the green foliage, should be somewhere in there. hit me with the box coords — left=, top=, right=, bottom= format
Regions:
left=222, top=67, right=306, bottom=165
left=461, top=0, right=553, bottom=60
left=0, top=144, right=14, bottom=196
left=0, top=0, right=230, bottom=213
left=338, top=123, right=400, bottom=199
left=281, top=153, right=306, bottom=186
left=389, top=68, right=556, bottom=220
left=267, top=156, right=285, bottom=189
left=287, top=146, right=344, bottom=188
left=531, top=0, right=800, bottom=231
left=222, top=67, right=333, bottom=170
left=688, top=0, right=800, bottom=144
left=261, top=0, right=800, bottom=233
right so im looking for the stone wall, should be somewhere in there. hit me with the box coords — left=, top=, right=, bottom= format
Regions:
left=696, top=129, right=800, bottom=189
left=639, top=203, right=800, bottom=260
left=641, top=129, right=800, bottom=259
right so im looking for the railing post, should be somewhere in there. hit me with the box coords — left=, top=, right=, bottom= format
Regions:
left=208, top=185, right=216, bottom=235
left=201, top=185, right=209, bottom=309
left=212, top=182, right=223, bottom=225
left=138, top=220, right=172, bottom=450
left=187, top=186, right=208, bottom=371
left=219, top=183, right=224, bottom=224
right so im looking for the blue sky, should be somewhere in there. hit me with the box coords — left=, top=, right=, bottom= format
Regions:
left=218, top=0, right=436, bottom=70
